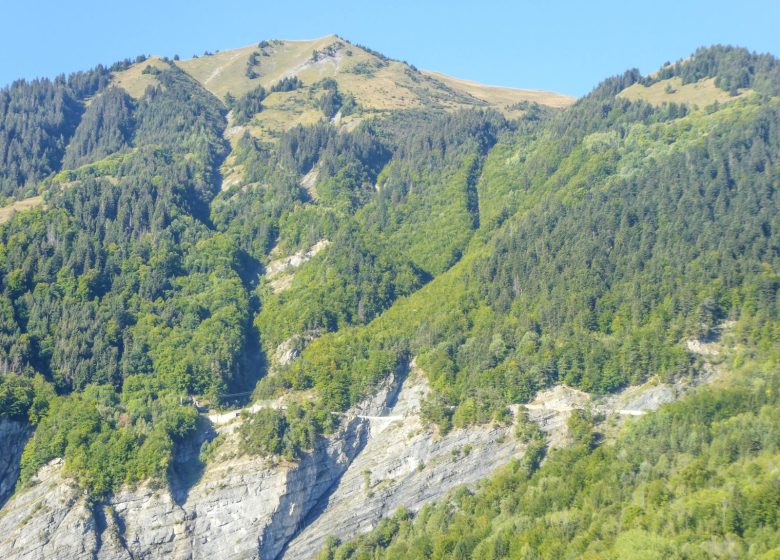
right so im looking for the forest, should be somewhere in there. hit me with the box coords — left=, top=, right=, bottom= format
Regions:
left=0, top=43, right=776, bottom=535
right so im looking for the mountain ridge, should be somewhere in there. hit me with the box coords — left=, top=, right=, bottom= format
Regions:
left=114, top=35, right=573, bottom=118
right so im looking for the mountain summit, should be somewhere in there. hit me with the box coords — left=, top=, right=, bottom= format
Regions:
left=116, top=35, right=573, bottom=135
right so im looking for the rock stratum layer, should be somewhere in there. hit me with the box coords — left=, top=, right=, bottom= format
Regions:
left=0, top=362, right=708, bottom=560
left=0, top=369, right=530, bottom=559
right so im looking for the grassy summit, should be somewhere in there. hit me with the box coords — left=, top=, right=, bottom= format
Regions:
left=111, top=35, right=574, bottom=141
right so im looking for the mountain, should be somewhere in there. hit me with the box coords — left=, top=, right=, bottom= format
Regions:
left=0, top=39, right=778, bottom=559
left=118, top=35, right=573, bottom=135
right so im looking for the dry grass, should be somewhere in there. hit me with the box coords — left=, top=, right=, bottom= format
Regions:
left=0, top=195, right=43, bottom=224
left=175, top=35, right=436, bottom=111
left=618, top=77, right=752, bottom=108
left=175, top=44, right=259, bottom=100
left=113, top=36, right=575, bottom=148
left=175, top=36, right=347, bottom=100
left=244, top=89, right=325, bottom=139
left=176, top=35, right=573, bottom=117
left=115, top=36, right=574, bottom=125
left=422, top=71, right=576, bottom=112
left=112, top=57, right=170, bottom=98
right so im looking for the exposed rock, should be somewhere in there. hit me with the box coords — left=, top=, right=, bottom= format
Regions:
left=265, top=239, right=330, bottom=294
left=283, top=370, right=525, bottom=559
left=0, top=459, right=101, bottom=560
left=299, top=165, right=320, bottom=201
left=685, top=338, right=720, bottom=356
left=273, top=332, right=319, bottom=367
left=0, top=418, right=31, bottom=507
left=266, top=240, right=330, bottom=277
left=525, top=365, right=716, bottom=448
left=0, top=349, right=725, bottom=560
left=0, top=374, right=402, bottom=560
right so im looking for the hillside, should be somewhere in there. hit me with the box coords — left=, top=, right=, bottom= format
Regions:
left=112, top=35, right=573, bottom=142
left=0, top=41, right=778, bottom=560
left=171, top=35, right=573, bottom=111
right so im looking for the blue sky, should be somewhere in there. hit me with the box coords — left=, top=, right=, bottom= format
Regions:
left=2, top=0, right=779, bottom=96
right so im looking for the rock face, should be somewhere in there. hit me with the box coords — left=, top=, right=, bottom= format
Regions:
left=0, top=374, right=406, bottom=560
left=105, top=413, right=373, bottom=560
left=266, top=239, right=331, bottom=294
left=283, top=371, right=525, bottom=559
left=0, top=418, right=31, bottom=507
left=0, top=362, right=717, bottom=560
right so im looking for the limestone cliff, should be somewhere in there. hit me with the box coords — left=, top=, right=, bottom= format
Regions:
left=0, top=353, right=716, bottom=560
left=0, top=418, right=30, bottom=508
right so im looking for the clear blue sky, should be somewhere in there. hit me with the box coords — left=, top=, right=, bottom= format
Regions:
left=2, top=0, right=779, bottom=96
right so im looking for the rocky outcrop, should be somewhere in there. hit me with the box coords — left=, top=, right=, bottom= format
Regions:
left=0, top=418, right=31, bottom=507
left=266, top=239, right=330, bottom=294
left=273, top=332, right=320, bottom=368
left=283, top=371, right=525, bottom=559
left=0, top=349, right=722, bottom=560
left=0, top=374, right=402, bottom=560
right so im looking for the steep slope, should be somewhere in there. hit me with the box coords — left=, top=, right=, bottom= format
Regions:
left=325, top=349, right=780, bottom=559
left=0, top=42, right=778, bottom=560
left=173, top=35, right=573, bottom=112
left=111, top=36, right=573, bottom=142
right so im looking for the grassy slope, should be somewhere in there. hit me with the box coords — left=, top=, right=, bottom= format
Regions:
left=618, top=76, right=753, bottom=108
left=0, top=195, right=43, bottom=224
left=423, top=70, right=575, bottom=113
left=111, top=56, right=170, bottom=98
left=113, top=36, right=574, bottom=142
left=174, top=35, right=572, bottom=110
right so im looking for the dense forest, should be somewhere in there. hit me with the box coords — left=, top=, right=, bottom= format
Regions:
left=0, top=43, right=777, bottom=552
left=0, top=67, right=110, bottom=198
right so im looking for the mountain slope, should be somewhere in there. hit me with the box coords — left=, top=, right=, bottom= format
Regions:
left=423, top=69, right=574, bottom=109
left=172, top=35, right=573, bottom=112
left=111, top=35, right=573, bottom=142
left=0, top=42, right=777, bottom=560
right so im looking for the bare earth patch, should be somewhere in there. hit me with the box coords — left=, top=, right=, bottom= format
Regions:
left=0, top=196, right=43, bottom=224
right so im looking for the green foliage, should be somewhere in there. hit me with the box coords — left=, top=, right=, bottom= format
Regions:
left=315, top=78, right=343, bottom=119
left=255, top=226, right=426, bottom=350
left=359, top=109, right=505, bottom=275
left=238, top=401, right=335, bottom=461
left=655, top=45, right=780, bottom=96
left=270, top=76, right=303, bottom=93
left=1, top=44, right=779, bottom=515
left=128, top=233, right=250, bottom=397
left=325, top=352, right=780, bottom=559
left=0, top=374, right=34, bottom=420
left=275, top=90, right=779, bottom=434
left=231, top=84, right=267, bottom=125
left=0, top=374, right=53, bottom=422
left=19, top=381, right=198, bottom=495
left=0, top=66, right=110, bottom=197
left=63, top=87, right=135, bottom=168
left=0, top=60, right=244, bottom=496
left=133, top=65, right=228, bottom=180
left=246, top=51, right=260, bottom=79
